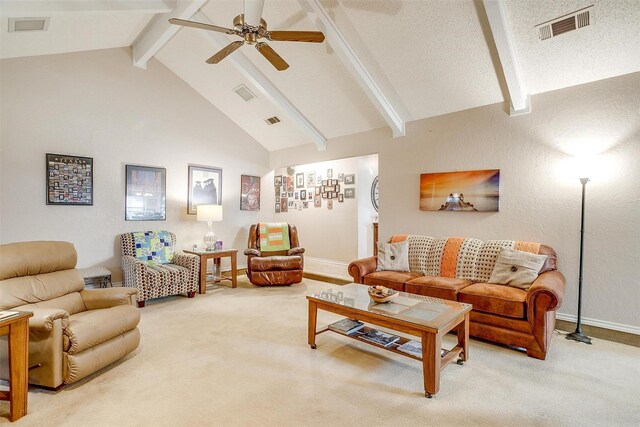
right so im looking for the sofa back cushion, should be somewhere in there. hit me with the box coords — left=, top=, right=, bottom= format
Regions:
left=0, top=241, right=85, bottom=310
left=389, top=234, right=555, bottom=282
left=0, top=269, right=85, bottom=310
left=0, top=241, right=77, bottom=280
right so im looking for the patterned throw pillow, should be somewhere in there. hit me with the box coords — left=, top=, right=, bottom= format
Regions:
left=133, top=231, right=174, bottom=265
left=376, top=241, right=410, bottom=272
left=488, top=248, right=547, bottom=290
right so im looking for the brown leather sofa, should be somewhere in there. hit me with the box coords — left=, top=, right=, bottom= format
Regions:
left=348, top=235, right=565, bottom=360
left=245, top=224, right=304, bottom=286
left=0, top=241, right=140, bottom=388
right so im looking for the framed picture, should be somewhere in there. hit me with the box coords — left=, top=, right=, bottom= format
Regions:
left=344, top=174, right=355, bottom=185
left=274, top=175, right=282, bottom=186
left=338, top=173, right=344, bottom=182
left=125, top=164, right=166, bottom=221
left=295, top=192, right=299, bottom=200
left=306, top=172, right=315, bottom=187
left=315, top=187, right=321, bottom=195
left=314, top=193, right=321, bottom=208
left=328, top=200, right=333, bottom=210
left=419, top=169, right=500, bottom=212
left=316, top=174, right=322, bottom=186
left=344, top=188, right=355, bottom=198
left=275, top=202, right=280, bottom=213
left=322, top=179, right=328, bottom=186
left=296, top=173, right=305, bottom=188
left=46, top=153, right=93, bottom=206
left=300, top=190, right=307, bottom=200
left=280, top=198, right=288, bottom=212
left=327, top=168, right=333, bottom=178
left=240, top=175, right=260, bottom=211
left=308, top=192, right=313, bottom=201
left=188, top=165, right=222, bottom=215
left=338, top=194, right=344, bottom=202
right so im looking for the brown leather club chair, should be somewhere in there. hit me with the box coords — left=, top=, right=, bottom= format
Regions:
left=244, top=224, right=305, bottom=286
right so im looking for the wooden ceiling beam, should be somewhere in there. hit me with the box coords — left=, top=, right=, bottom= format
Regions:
left=132, top=0, right=208, bottom=70
left=306, top=0, right=407, bottom=137
left=483, top=0, right=530, bottom=115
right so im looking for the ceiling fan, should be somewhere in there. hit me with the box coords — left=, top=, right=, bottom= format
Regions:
left=169, top=0, right=325, bottom=71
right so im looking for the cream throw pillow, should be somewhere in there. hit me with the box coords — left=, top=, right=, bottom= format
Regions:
left=489, top=248, right=548, bottom=290
left=376, top=241, right=410, bottom=272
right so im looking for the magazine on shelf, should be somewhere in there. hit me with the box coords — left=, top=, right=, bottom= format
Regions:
left=0, top=310, right=19, bottom=320
left=359, top=329, right=400, bottom=347
left=397, top=340, right=447, bottom=357
left=329, top=318, right=365, bottom=335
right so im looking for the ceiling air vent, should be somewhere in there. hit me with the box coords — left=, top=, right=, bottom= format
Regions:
left=8, top=17, right=50, bottom=32
left=233, top=84, right=256, bottom=102
left=535, top=5, right=593, bottom=41
left=265, top=116, right=281, bottom=125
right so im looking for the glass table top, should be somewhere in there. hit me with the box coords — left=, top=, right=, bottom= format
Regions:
left=308, top=283, right=472, bottom=330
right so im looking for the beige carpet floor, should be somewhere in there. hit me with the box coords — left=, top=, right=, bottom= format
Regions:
left=2, top=277, right=639, bottom=426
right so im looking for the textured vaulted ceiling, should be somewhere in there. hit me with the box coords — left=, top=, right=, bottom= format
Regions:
left=1, top=0, right=639, bottom=151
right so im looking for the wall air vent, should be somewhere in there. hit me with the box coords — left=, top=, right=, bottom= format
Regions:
left=8, top=17, right=50, bottom=32
left=265, top=116, right=281, bottom=125
left=535, top=5, right=593, bottom=41
left=233, top=84, right=256, bottom=102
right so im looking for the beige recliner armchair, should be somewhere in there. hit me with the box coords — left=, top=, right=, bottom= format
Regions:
left=0, top=241, right=140, bottom=388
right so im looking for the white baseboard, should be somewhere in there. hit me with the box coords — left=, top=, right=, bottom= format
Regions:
left=304, top=257, right=352, bottom=281
left=556, top=313, right=640, bottom=335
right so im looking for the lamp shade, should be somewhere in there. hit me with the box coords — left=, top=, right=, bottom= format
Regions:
left=197, top=204, right=223, bottom=222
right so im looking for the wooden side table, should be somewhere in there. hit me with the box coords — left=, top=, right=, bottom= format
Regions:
left=185, top=249, right=238, bottom=294
left=0, top=311, right=33, bottom=422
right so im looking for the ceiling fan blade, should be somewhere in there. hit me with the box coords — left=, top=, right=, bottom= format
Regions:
left=169, top=18, right=236, bottom=35
left=255, top=42, right=289, bottom=71
left=206, top=41, right=244, bottom=64
left=268, top=31, right=325, bottom=43
left=244, top=0, right=265, bottom=26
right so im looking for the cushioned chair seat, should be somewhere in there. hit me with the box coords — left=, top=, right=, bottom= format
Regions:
left=144, top=263, right=189, bottom=288
left=64, top=305, right=141, bottom=354
left=363, top=271, right=421, bottom=292
left=458, top=283, right=527, bottom=319
left=250, top=256, right=302, bottom=272
left=405, top=276, right=473, bottom=300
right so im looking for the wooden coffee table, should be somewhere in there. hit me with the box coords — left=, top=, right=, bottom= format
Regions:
left=307, top=284, right=471, bottom=398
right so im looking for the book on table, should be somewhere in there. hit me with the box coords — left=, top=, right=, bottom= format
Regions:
left=397, top=340, right=447, bottom=358
left=0, top=310, right=19, bottom=320
left=329, top=318, right=365, bottom=335
left=358, top=329, right=400, bottom=347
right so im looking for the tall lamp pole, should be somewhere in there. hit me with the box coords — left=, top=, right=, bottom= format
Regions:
left=566, top=177, right=592, bottom=344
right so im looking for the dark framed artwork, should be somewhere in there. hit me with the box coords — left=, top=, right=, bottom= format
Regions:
left=125, top=164, right=166, bottom=221
left=188, top=165, right=222, bottom=215
left=300, top=190, right=307, bottom=200
left=419, top=169, right=500, bottom=212
left=240, top=175, right=260, bottom=211
left=344, top=174, right=355, bottom=185
left=274, top=175, right=282, bottom=186
left=46, top=153, right=93, bottom=206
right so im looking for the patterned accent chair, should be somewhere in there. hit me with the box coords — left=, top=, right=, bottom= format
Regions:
left=120, top=231, right=199, bottom=307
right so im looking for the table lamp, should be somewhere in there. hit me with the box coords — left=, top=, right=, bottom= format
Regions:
left=197, top=204, right=223, bottom=251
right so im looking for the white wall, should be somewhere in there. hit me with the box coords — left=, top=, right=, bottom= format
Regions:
left=270, top=72, right=640, bottom=333
left=0, top=48, right=274, bottom=280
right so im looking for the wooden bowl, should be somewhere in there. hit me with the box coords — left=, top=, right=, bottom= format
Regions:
left=368, top=286, right=398, bottom=303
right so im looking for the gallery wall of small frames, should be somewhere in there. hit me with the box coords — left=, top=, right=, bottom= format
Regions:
left=273, top=167, right=356, bottom=213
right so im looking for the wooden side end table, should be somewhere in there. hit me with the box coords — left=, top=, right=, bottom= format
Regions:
left=185, top=249, right=238, bottom=294
left=0, top=311, right=33, bottom=422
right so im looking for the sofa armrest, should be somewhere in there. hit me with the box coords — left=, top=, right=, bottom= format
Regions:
left=26, top=308, right=69, bottom=332
left=121, top=255, right=146, bottom=287
left=80, top=287, right=138, bottom=310
left=244, top=248, right=261, bottom=257
left=348, top=256, right=378, bottom=284
left=288, top=247, right=305, bottom=256
left=526, top=270, right=566, bottom=314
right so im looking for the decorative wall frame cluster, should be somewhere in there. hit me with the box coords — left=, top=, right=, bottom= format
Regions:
left=46, top=153, right=93, bottom=206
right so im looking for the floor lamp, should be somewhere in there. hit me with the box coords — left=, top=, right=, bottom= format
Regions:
left=566, top=177, right=592, bottom=344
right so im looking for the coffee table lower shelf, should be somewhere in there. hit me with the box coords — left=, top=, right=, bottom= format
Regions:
left=317, top=326, right=464, bottom=367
